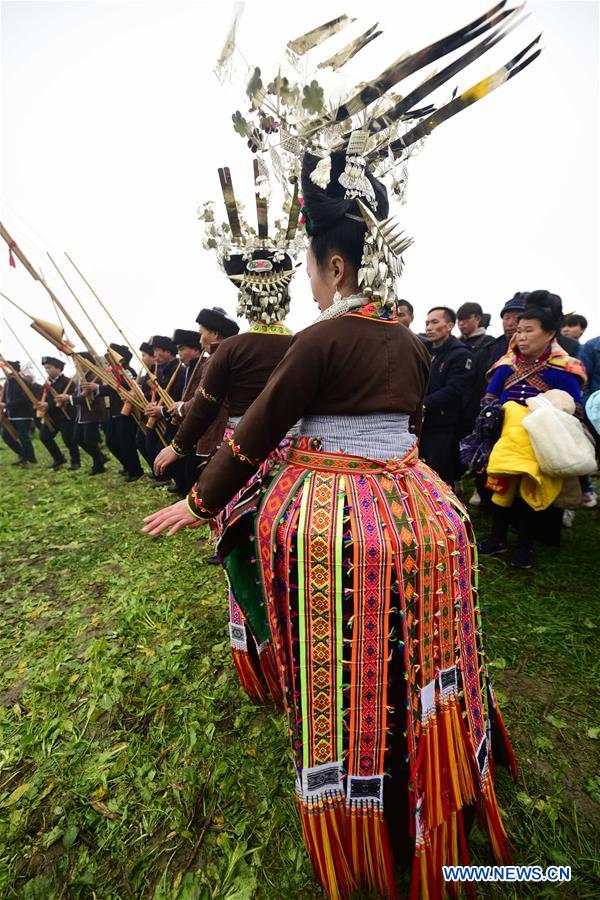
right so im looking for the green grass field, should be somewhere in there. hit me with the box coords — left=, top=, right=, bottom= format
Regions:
left=0, top=446, right=598, bottom=899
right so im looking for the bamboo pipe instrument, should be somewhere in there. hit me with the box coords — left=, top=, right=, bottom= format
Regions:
left=64, top=252, right=174, bottom=407
left=0, top=224, right=102, bottom=364
left=0, top=293, right=142, bottom=415
left=55, top=374, right=75, bottom=408
left=1, top=228, right=158, bottom=434
left=1, top=291, right=74, bottom=356
left=2, top=317, right=70, bottom=419
left=0, top=295, right=90, bottom=416
left=104, top=351, right=148, bottom=411
left=47, top=252, right=109, bottom=353
left=47, top=253, right=148, bottom=412
left=0, top=295, right=90, bottom=418
left=74, top=354, right=152, bottom=451
left=48, top=298, right=94, bottom=413
left=75, top=353, right=142, bottom=410
left=122, top=370, right=142, bottom=417
left=0, top=353, right=55, bottom=431
left=0, top=227, right=103, bottom=417
left=1, top=414, right=19, bottom=442
left=146, top=362, right=182, bottom=429
left=0, top=410, right=19, bottom=442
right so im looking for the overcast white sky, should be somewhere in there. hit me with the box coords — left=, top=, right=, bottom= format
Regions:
left=1, top=0, right=598, bottom=375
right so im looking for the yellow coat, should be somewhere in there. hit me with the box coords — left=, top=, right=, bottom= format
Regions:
left=486, top=401, right=563, bottom=511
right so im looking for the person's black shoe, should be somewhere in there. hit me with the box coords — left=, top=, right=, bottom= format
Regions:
left=68, top=462, right=81, bottom=470
left=125, top=473, right=143, bottom=482
left=510, top=546, right=534, bottom=569
left=477, top=537, right=508, bottom=556
left=89, top=465, right=106, bottom=476
left=48, top=459, right=66, bottom=470
left=206, top=554, right=220, bottom=565
left=11, top=458, right=26, bottom=466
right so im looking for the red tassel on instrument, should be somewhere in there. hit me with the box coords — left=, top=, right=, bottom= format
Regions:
left=8, top=241, right=17, bottom=267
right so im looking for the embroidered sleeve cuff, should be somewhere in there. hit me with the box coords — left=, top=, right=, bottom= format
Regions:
left=170, top=439, right=190, bottom=457
left=186, top=485, right=219, bottom=519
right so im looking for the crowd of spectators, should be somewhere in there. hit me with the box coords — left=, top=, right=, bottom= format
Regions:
left=397, top=292, right=599, bottom=568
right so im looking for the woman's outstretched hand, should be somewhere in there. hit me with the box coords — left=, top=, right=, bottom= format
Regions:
left=142, top=499, right=201, bottom=537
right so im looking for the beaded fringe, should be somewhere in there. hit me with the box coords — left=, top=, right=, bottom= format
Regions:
left=295, top=699, right=513, bottom=899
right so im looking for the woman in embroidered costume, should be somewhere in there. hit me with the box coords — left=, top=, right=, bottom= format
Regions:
left=144, top=5, right=544, bottom=894
left=478, top=291, right=587, bottom=569
left=149, top=166, right=304, bottom=706
left=145, top=147, right=518, bottom=897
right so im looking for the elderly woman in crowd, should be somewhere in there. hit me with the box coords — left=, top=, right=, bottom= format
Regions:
left=478, top=291, right=586, bottom=569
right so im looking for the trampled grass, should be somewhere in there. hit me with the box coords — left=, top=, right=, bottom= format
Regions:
left=0, top=447, right=598, bottom=899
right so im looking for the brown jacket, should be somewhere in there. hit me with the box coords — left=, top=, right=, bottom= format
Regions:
left=181, top=355, right=204, bottom=405
left=174, top=329, right=293, bottom=455
left=174, top=354, right=228, bottom=455
left=193, top=314, right=430, bottom=512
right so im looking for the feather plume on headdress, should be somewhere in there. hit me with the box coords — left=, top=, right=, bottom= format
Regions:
left=215, top=3, right=541, bottom=305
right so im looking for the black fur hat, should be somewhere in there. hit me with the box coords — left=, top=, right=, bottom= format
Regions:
left=522, top=290, right=563, bottom=321
left=109, top=342, right=133, bottom=365
left=150, top=335, right=178, bottom=355
left=42, top=356, right=65, bottom=370
left=520, top=290, right=563, bottom=331
left=195, top=307, right=240, bottom=338
left=172, top=329, right=201, bottom=348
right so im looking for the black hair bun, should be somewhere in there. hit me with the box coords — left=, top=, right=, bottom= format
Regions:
left=524, top=290, right=563, bottom=322
left=301, top=150, right=389, bottom=236
left=526, top=291, right=562, bottom=316
left=519, top=289, right=563, bottom=333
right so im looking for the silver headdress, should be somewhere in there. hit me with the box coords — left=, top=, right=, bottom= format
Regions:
left=199, top=162, right=306, bottom=325
left=214, top=3, right=541, bottom=306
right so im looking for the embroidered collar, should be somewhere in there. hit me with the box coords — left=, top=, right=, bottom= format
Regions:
left=490, top=339, right=587, bottom=384
left=249, top=322, right=292, bottom=335
left=314, top=294, right=396, bottom=324
left=515, top=346, right=551, bottom=365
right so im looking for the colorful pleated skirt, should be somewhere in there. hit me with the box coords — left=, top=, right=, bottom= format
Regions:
left=253, top=438, right=517, bottom=899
